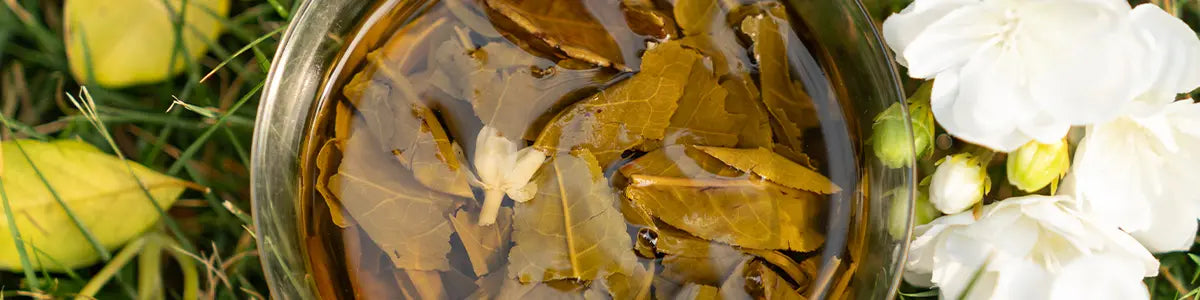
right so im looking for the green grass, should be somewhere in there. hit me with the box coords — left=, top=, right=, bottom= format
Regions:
left=0, top=0, right=290, bottom=298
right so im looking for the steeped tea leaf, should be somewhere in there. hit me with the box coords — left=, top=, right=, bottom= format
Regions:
left=674, top=0, right=752, bottom=76
left=394, top=269, right=447, bottom=299
left=316, top=139, right=354, bottom=227
left=0, top=140, right=191, bottom=271
left=598, top=261, right=655, bottom=300
left=665, top=55, right=745, bottom=147
left=620, top=146, right=826, bottom=251
left=620, top=0, right=675, bottom=39
left=694, top=146, right=839, bottom=194
left=470, top=268, right=608, bottom=299
left=534, top=42, right=699, bottom=166
left=343, top=65, right=474, bottom=198
left=473, top=44, right=616, bottom=140
left=508, top=149, right=637, bottom=282
left=484, top=0, right=635, bottom=70
left=445, top=0, right=502, bottom=38
left=741, top=13, right=819, bottom=150
left=330, top=132, right=463, bottom=270
left=720, top=259, right=805, bottom=300
left=450, top=208, right=514, bottom=276
left=674, top=283, right=722, bottom=300
left=721, top=77, right=774, bottom=148
left=655, top=224, right=748, bottom=285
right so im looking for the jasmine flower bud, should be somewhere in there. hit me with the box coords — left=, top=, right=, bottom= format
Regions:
left=888, top=187, right=940, bottom=240
left=871, top=82, right=935, bottom=168
left=929, top=153, right=989, bottom=214
left=1007, top=139, right=1069, bottom=193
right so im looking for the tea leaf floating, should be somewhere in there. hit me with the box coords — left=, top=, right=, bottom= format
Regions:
left=0, top=139, right=191, bottom=271
left=534, top=41, right=699, bottom=166
left=741, top=10, right=820, bottom=150
left=484, top=0, right=637, bottom=70
left=695, top=146, right=841, bottom=194
left=343, top=62, right=474, bottom=199
left=675, top=283, right=722, bottom=300
left=620, top=146, right=826, bottom=251
left=598, top=261, right=655, bottom=299
left=720, top=259, right=806, bottom=300
left=654, top=224, right=748, bottom=285
left=329, top=132, right=462, bottom=271
left=449, top=207, right=514, bottom=276
left=470, top=268, right=608, bottom=299
left=664, top=51, right=746, bottom=147
left=315, top=139, right=353, bottom=227
left=508, top=149, right=637, bottom=282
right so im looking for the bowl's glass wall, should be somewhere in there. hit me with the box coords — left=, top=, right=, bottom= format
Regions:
left=251, top=1, right=916, bottom=299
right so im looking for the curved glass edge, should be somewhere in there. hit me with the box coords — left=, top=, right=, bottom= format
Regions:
left=250, top=0, right=370, bottom=299
left=788, top=0, right=917, bottom=299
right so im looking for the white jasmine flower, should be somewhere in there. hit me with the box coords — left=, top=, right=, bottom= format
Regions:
left=1127, top=4, right=1200, bottom=114
left=472, top=126, right=547, bottom=225
left=929, top=153, right=989, bottom=214
left=905, top=195, right=1158, bottom=300
left=883, top=0, right=1145, bottom=151
left=1066, top=100, right=1200, bottom=252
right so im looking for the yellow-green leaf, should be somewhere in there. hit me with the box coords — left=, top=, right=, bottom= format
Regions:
left=619, top=146, right=826, bottom=251
left=0, top=139, right=189, bottom=271
left=694, top=146, right=840, bottom=194
left=65, top=0, right=229, bottom=88
left=315, top=139, right=353, bottom=228
left=664, top=53, right=746, bottom=147
left=654, top=224, right=748, bottom=285
left=719, top=259, right=805, bottom=300
left=484, top=0, right=642, bottom=70
left=534, top=41, right=698, bottom=166
left=507, top=149, right=637, bottom=282
left=675, top=283, right=722, bottom=300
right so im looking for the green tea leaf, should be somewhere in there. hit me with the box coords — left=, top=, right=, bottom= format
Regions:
left=620, top=0, right=675, bottom=39
left=315, top=139, right=354, bottom=228
left=484, top=0, right=641, bottom=70
left=65, top=0, right=229, bottom=87
left=721, top=77, right=774, bottom=148
left=741, top=12, right=819, bottom=150
left=470, top=268, right=608, bottom=299
left=0, top=139, right=189, bottom=271
left=598, top=261, right=655, bottom=300
left=674, top=283, right=722, bottom=300
left=508, top=149, right=637, bottom=282
left=343, top=62, right=474, bottom=198
left=534, top=41, right=699, bottom=166
left=694, top=146, right=840, bottom=194
left=329, top=132, right=464, bottom=270
left=465, top=42, right=616, bottom=140
left=619, top=146, right=826, bottom=251
left=342, top=227, right=406, bottom=298
left=674, top=0, right=752, bottom=76
left=664, top=53, right=745, bottom=147
left=654, top=224, right=748, bottom=285
left=449, top=207, right=514, bottom=276
left=720, top=259, right=805, bottom=300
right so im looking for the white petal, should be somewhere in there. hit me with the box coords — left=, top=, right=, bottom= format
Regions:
left=1020, top=1, right=1142, bottom=124
left=902, top=5, right=1004, bottom=78
left=882, top=0, right=977, bottom=66
left=904, top=213, right=976, bottom=286
left=1130, top=4, right=1200, bottom=103
left=930, top=229, right=994, bottom=300
left=929, top=49, right=1038, bottom=151
left=473, top=126, right=515, bottom=185
left=507, top=147, right=547, bottom=185
left=1050, top=255, right=1150, bottom=300
left=1071, top=121, right=1157, bottom=232
left=990, top=259, right=1051, bottom=300
left=1129, top=195, right=1198, bottom=252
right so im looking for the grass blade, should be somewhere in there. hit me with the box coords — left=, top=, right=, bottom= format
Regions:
left=167, top=81, right=263, bottom=175
left=0, top=139, right=40, bottom=292
left=200, top=26, right=285, bottom=83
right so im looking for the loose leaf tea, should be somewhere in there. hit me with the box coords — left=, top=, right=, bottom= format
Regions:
left=507, top=149, right=637, bottom=282
left=330, top=132, right=463, bottom=270
left=533, top=41, right=698, bottom=166
left=303, top=0, right=860, bottom=298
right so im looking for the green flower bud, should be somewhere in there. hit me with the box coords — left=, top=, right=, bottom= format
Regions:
left=888, top=188, right=940, bottom=240
left=1007, top=139, right=1070, bottom=193
left=872, top=82, right=935, bottom=168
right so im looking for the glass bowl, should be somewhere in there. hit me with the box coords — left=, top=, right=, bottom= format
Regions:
left=250, top=0, right=917, bottom=299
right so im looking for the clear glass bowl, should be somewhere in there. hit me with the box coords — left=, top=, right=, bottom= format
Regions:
left=250, top=0, right=917, bottom=299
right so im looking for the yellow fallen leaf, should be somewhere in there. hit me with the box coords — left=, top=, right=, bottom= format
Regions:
left=0, top=139, right=191, bottom=271
left=694, top=146, right=841, bottom=194
left=64, top=0, right=230, bottom=88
